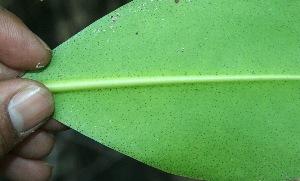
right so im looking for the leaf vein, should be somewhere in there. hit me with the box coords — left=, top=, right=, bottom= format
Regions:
left=42, top=75, right=300, bottom=92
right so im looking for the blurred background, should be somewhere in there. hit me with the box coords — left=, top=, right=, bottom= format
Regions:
left=0, top=1, right=199, bottom=181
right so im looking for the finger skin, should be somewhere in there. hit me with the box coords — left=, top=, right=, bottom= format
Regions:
left=0, top=154, right=52, bottom=181
left=12, top=130, right=55, bottom=159
left=0, top=78, right=53, bottom=157
left=0, top=7, right=51, bottom=70
left=42, top=118, right=69, bottom=131
left=0, top=63, right=22, bottom=80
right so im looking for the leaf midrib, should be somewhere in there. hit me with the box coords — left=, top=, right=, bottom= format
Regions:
left=39, top=75, right=300, bottom=92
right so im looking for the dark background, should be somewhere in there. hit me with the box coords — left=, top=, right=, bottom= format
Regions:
left=0, top=1, right=199, bottom=181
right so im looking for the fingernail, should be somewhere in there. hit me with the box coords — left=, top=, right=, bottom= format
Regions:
left=8, top=85, right=54, bottom=134
left=36, top=35, right=51, bottom=51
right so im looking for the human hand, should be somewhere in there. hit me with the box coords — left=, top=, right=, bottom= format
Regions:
left=0, top=7, right=67, bottom=181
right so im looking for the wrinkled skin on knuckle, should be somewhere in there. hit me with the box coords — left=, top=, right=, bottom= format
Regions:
left=0, top=129, right=9, bottom=158
left=0, top=113, right=17, bottom=158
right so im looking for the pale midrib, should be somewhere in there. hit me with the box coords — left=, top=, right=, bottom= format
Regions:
left=44, top=75, right=300, bottom=92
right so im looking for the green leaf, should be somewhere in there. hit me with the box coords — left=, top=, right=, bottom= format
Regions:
left=24, top=0, right=300, bottom=180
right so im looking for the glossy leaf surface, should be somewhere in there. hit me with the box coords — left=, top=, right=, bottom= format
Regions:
left=24, top=0, right=300, bottom=180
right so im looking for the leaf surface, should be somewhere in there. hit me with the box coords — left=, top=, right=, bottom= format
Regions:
left=24, top=0, right=300, bottom=180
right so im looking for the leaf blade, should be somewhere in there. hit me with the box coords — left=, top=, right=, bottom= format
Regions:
left=24, top=0, right=300, bottom=180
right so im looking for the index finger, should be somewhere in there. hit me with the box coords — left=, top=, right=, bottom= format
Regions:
left=0, top=7, right=51, bottom=70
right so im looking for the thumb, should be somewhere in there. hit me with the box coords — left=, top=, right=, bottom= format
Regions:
left=0, top=79, right=54, bottom=157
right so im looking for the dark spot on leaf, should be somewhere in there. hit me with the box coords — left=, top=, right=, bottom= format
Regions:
left=175, top=0, right=179, bottom=3
left=136, top=32, right=139, bottom=35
